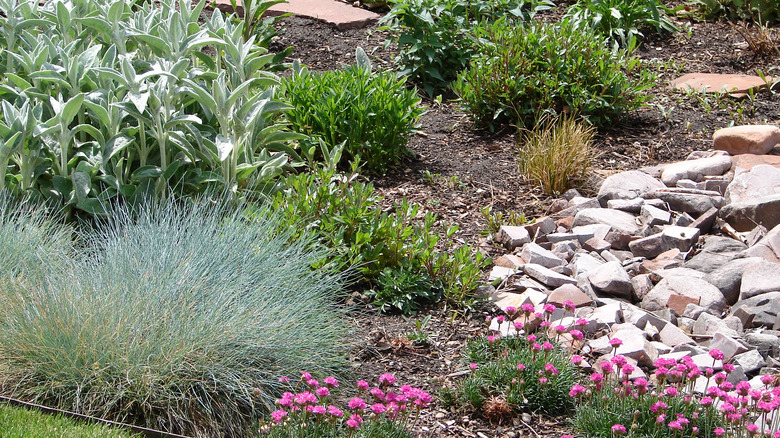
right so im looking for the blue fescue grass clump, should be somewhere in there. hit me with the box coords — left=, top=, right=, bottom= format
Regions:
left=0, top=199, right=350, bottom=438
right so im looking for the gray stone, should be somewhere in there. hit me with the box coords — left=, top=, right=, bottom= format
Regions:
left=547, top=232, right=595, bottom=245
left=691, top=353, right=723, bottom=371
left=721, top=193, right=780, bottom=232
left=673, top=212, right=696, bottom=227
left=690, top=207, right=719, bottom=234
left=632, top=274, right=654, bottom=301
left=732, top=350, right=767, bottom=374
left=614, top=335, right=658, bottom=368
left=641, top=204, right=671, bottom=226
left=598, top=170, right=666, bottom=206
left=725, top=164, right=780, bottom=204
left=571, top=253, right=605, bottom=276
left=648, top=190, right=726, bottom=216
left=730, top=306, right=756, bottom=330
left=599, top=250, right=620, bottom=263
left=724, top=315, right=745, bottom=333
left=743, top=224, right=780, bottom=264
left=628, top=233, right=666, bottom=259
left=740, top=259, right=780, bottom=300
left=524, top=217, right=557, bottom=239
left=662, top=226, right=701, bottom=253
left=607, top=198, right=645, bottom=213
left=683, top=303, right=708, bottom=319
left=651, top=341, right=672, bottom=355
left=659, top=323, right=695, bottom=347
left=649, top=268, right=707, bottom=282
left=693, top=312, right=738, bottom=337
left=709, top=332, right=749, bottom=361
left=573, top=208, right=641, bottom=236
left=496, top=225, right=531, bottom=250
left=588, top=336, right=613, bottom=355
left=686, top=235, right=748, bottom=273
left=733, top=292, right=780, bottom=328
left=588, top=261, right=633, bottom=299
left=660, top=155, right=732, bottom=186
left=705, top=257, right=765, bottom=305
left=641, top=276, right=728, bottom=315
left=572, top=224, right=612, bottom=241
left=523, top=263, right=577, bottom=288
left=639, top=249, right=684, bottom=274
left=521, top=242, right=566, bottom=268
left=489, top=266, right=517, bottom=281
left=744, top=331, right=780, bottom=357
left=547, top=284, right=594, bottom=309
left=583, top=237, right=611, bottom=252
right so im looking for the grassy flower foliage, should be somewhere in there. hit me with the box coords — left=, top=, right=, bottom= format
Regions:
left=0, top=403, right=139, bottom=438
left=0, top=199, right=349, bottom=437
left=518, top=116, right=596, bottom=195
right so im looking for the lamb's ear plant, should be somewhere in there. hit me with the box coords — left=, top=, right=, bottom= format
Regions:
left=0, top=198, right=350, bottom=437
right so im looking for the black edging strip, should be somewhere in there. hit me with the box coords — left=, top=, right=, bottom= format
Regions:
left=0, top=394, right=192, bottom=438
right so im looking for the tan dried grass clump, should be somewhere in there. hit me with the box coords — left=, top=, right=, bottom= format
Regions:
left=517, top=116, right=596, bottom=195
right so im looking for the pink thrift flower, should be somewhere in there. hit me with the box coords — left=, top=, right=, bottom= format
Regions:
left=747, top=424, right=760, bottom=435
left=569, top=329, right=584, bottom=340
left=668, top=421, right=682, bottom=431
left=723, top=363, right=735, bottom=373
left=346, top=418, right=361, bottom=429
left=569, top=384, right=586, bottom=397
left=657, top=414, right=666, bottom=424
left=348, top=397, right=367, bottom=410
left=576, top=318, right=588, bottom=326
left=370, top=387, right=385, bottom=401
left=505, top=306, right=517, bottom=316
left=544, top=363, right=559, bottom=375
left=590, top=372, right=604, bottom=383
left=538, top=377, right=548, bottom=385
left=609, top=338, right=623, bottom=348
left=532, top=343, right=542, bottom=352
left=701, top=396, right=714, bottom=407
left=542, top=342, right=554, bottom=352
left=610, top=355, right=627, bottom=367
left=665, top=387, right=679, bottom=397
left=301, top=371, right=312, bottom=380
left=310, top=405, right=326, bottom=415
left=539, top=320, right=551, bottom=328
left=621, top=364, right=635, bottom=376
left=379, top=373, right=396, bottom=386
left=599, top=361, right=614, bottom=374
left=709, top=349, right=725, bottom=361
left=521, top=303, right=535, bottom=314
left=650, top=401, right=668, bottom=413
left=307, top=378, right=319, bottom=388
left=761, top=375, right=774, bottom=385
left=316, top=387, right=330, bottom=398
left=544, top=303, right=557, bottom=314
left=485, top=315, right=492, bottom=322
left=496, top=315, right=506, bottom=323
left=611, top=424, right=626, bottom=435
left=371, top=403, right=386, bottom=414
left=571, top=355, right=584, bottom=365
left=514, top=321, right=524, bottom=330
left=517, top=363, right=526, bottom=372
left=487, top=335, right=497, bottom=344
left=563, top=301, right=576, bottom=312
left=278, top=392, right=294, bottom=408
left=357, top=380, right=370, bottom=391
left=469, top=362, right=478, bottom=370
left=714, top=428, right=725, bottom=436
left=327, top=405, right=343, bottom=417
left=324, top=377, right=339, bottom=388
left=527, top=334, right=537, bottom=342
left=294, top=391, right=317, bottom=406
left=554, top=324, right=567, bottom=334
left=278, top=376, right=290, bottom=383
left=271, top=409, right=288, bottom=423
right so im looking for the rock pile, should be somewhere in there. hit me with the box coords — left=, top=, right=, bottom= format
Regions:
left=485, top=124, right=780, bottom=389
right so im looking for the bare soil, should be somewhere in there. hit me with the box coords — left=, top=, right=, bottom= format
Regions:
left=262, top=8, right=780, bottom=438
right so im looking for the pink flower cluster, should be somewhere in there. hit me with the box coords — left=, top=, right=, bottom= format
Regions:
left=261, top=372, right=431, bottom=435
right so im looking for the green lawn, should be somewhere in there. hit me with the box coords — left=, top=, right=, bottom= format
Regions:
left=0, top=403, right=139, bottom=438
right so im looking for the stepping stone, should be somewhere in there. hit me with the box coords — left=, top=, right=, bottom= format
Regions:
left=215, top=0, right=381, bottom=30
left=671, top=73, right=774, bottom=97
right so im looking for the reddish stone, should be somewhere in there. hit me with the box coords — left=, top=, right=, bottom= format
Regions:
left=666, top=293, right=700, bottom=316
left=732, top=154, right=780, bottom=171
left=495, top=254, right=524, bottom=269
left=215, top=0, right=380, bottom=30
left=547, top=284, right=593, bottom=309
left=671, top=73, right=773, bottom=97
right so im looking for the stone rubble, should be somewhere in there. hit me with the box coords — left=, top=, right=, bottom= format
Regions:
left=487, top=124, right=780, bottom=383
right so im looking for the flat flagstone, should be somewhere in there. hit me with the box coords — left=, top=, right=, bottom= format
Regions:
left=670, top=73, right=774, bottom=97
left=215, top=0, right=381, bottom=30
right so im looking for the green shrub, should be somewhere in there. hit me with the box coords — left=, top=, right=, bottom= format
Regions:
left=565, top=0, right=680, bottom=47
left=518, top=116, right=596, bottom=195
left=454, top=18, right=656, bottom=130
left=446, top=334, right=578, bottom=417
left=367, top=266, right=441, bottom=314
left=0, top=199, right=349, bottom=437
left=281, top=52, right=425, bottom=173
left=0, top=403, right=139, bottom=438
left=270, top=166, right=489, bottom=310
left=380, top=0, right=553, bottom=96
left=690, top=0, right=780, bottom=24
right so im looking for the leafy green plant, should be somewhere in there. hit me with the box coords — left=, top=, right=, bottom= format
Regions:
left=403, top=314, right=432, bottom=346
left=565, top=0, right=680, bottom=47
left=270, top=165, right=489, bottom=308
left=481, top=206, right=528, bottom=235
left=367, top=266, right=441, bottom=314
left=689, top=0, right=780, bottom=24
left=0, top=0, right=296, bottom=218
left=380, top=0, right=553, bottom=96
left=454, top=18, right=656, bottom=130
left=518, top=116, right=596, bottom=195
left=281, top=49, right=425, bottom=173
left=0, top=403, right=139, bottom=438
left=0, top=199, right=349, bottom=437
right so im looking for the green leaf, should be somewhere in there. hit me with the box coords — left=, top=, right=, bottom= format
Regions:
left=132, top=165, right=163, bottom=180
left=61, top=93, right=85, bottom=126
left=356, top=47, right=372, bottom=71
left=76, top=198, right=106, bottom=216
left=72, top=171, right=91, bottom=204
